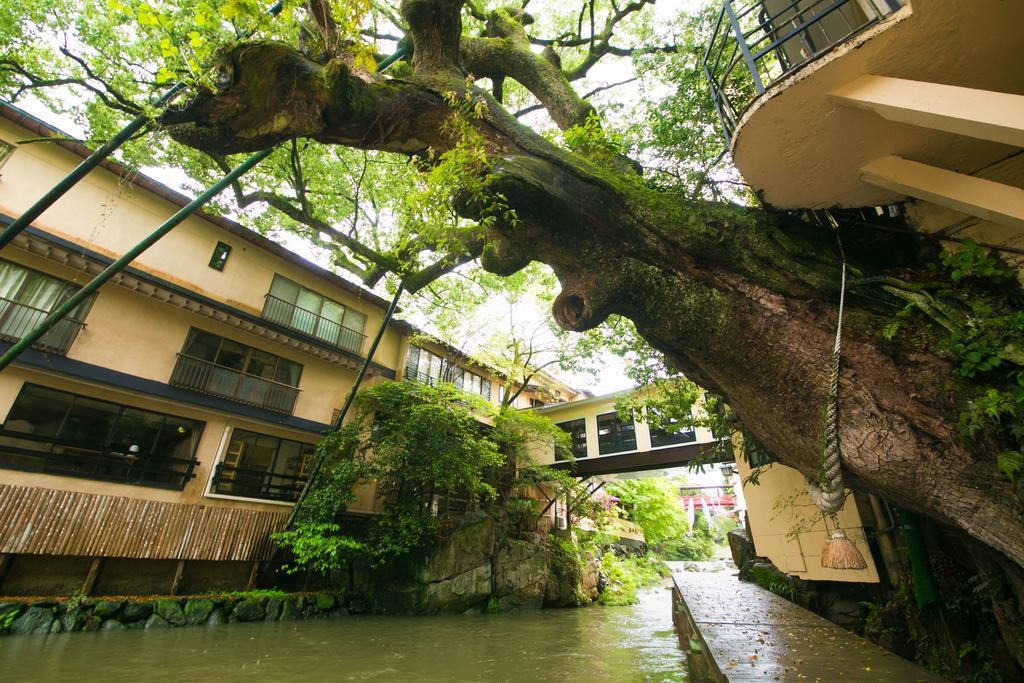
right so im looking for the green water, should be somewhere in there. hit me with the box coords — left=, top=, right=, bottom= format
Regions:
left=0, top=585, right=685, bottom=682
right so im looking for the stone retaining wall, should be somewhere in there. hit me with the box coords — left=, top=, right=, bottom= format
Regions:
left=0, top=591, right=357, bottom=636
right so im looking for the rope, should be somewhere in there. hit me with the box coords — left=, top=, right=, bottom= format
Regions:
left=808, top=258, right=847, bottom=516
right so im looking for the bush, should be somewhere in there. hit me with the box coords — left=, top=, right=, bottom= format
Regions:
left=598, top=553, right=667, bottom=606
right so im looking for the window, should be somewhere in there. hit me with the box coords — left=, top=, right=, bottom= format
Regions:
left=0, top=384, right=203, bottom=489
left=648, top=411, right=697, bottom=448
left=209, top=241, right=232, bottom=271
left=556, top=418, right=587, bottom=461
left=211, top=428, right=315, bottom=502
left=0, top=259, right=92, bottom=354
left=404, top=345, right=491, bottom=400
left=262, top=274, right=367, bottom=354
left=597, top=411, right=637, bottom=455
left=171, top=329, right=302, bottom=414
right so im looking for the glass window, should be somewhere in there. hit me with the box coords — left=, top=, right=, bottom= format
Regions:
left=179, top=329, right=302, bottom=388
left=597, top=412, right=637, bottom=455
left=556, top=418, right=587, bottom=460
left=214, top=428, right=315, bottom=501
left=0, top=260, right=92, bottom=350
left=181, top=329, right=220, bottom=362
left=0, top=384, right=204, bottom=489
left=215, top=339, right=248, bottom=370
left=262, top=275, right=367, bottom=351
left=649, top=411, right=697, bottom=448
left=209, top=241, right=232, bottom=271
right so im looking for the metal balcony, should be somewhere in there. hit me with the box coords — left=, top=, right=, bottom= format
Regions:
left=261, top=294, right=367, bottom=355
left=169, top=354, right=300, bottom=414
left=0, top=296, right=87, bottom=355
left=703, top=0, right=903, bottom=141
left=210, top=462, right=307, bottom=502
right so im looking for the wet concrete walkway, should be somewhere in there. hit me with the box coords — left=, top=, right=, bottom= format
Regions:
left=669, top=562, right=945, bottom=681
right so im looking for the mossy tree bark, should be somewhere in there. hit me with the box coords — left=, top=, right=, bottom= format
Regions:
left=163, top=0, right=1022, bottom=572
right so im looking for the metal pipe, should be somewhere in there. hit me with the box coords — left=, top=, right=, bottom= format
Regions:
left=283, top=284, right=404, bottom=529
left=0, top=148, right=273, bottom=372
left=0, top=84, right=186, bottom=250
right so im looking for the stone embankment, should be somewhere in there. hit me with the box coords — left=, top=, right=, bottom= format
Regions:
left=1, top=591, right=354, bottom=636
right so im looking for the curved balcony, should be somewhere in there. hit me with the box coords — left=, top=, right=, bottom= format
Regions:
left=704, top=0, right=904, bottom=142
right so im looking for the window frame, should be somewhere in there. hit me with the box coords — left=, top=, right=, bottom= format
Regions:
left=596, top=411, right=637, bottom=455
left=555, top=418, right=588, bottom=461
left=0, top=383, right=204, bottom=490
left=207, top=426, right=316, bottom=504
left=263, top=274, right=367, bottom=352
left=180, top=328, right=304, bottom=388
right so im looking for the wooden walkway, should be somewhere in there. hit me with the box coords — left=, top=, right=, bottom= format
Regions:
left=669, top=563, right=945, bottom=681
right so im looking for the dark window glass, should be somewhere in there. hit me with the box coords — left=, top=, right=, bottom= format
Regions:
left=59, top=396, right=120, bottom=448
left=0, top=384, right=203, bottom=489
left=263, top=274, right=367, bottom=352
left=1, top=384, right=69, bottom=438
left=215, top=339, right=248, bottom=370
left=213, top=428, right=314, bottom=502
left=209, top=241, right=232, bottom=271
left=274, top=358, right=302, bottom=386
left=182, top=329, right=220, bottom=362
left=556, top=418, right=587, bottom=460
left=649, top=411, right=697, bottom=448
left=245, top=349, right=278, bottom=379
left=597, top=412, right=637, bottom=455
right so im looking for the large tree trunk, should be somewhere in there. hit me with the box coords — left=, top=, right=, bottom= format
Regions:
left=160, top=9, right=1023, bottom=571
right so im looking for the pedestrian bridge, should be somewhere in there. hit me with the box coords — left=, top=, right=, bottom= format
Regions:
left=534, top=390, right=725, bottom=477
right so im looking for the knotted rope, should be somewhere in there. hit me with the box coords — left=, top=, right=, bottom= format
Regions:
left=807, top=259, right=847, bottom=517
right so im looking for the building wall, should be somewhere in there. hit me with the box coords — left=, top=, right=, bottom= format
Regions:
left=733, top=435, right=879, bottom=583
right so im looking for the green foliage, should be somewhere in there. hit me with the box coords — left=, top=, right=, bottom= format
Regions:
left=658, top=513, right=715, bottom=562
left=271, top=522, right=365, bottom=575
left=0, top=609, right=16, bottom=631
left=940, top=240, right=1016, bottom=284
left=215, top=588, right=292, bottom=601
left=597, top=553, right=665, bottom=606
left=562, top=112, right=628, bottom=168
left=749, top=564, right=796, bottom=602
left=607, top=478, right=689, bottom=546
left=276, top=379, right=570, bottom=574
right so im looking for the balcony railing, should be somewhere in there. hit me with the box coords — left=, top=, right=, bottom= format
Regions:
left=169, top=354, right=300, bottom=414
left=0, top=432, right=198, bottom=490
left=210, top=462, right=306, bottom=502
left=261, top=294, right=367, bottom=355
left=703, top=0, right=903, bottom=140
left=0, top=297, right=87, bottom=355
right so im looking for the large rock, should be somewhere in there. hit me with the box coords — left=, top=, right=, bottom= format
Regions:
left=418, top=563, right=492, bottom=613
left=93, top=601, right=123, bottom=620
left=233, top=598, right=266, bottom=621
left=155, top=600, right=186, bottom=626
left=121, top=602, right=153, bottom=623
left=100, top=619, right=125, bottom=631
left=184, top=599, right=214, bottom=625
left=59, top=607, right=86, bottom=632
left=494, top=541, right=551, bottom=610
left=264, top=597, right=282, bottom=621
left=418, top=511, right=496, bottom=583
left=11, top=606, right=54, bottom=635
left=145, top=614, right=169, bottom=629
left=205, top=608, right=228, bottom=626
left=728, top=527, right=756, bottom=571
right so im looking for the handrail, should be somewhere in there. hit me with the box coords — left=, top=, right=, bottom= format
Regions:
left=261, top=293, right=366, bottom=354
left=703, top=0, right=903, bottom=141
left=211, top=461, right=307, bottom=502
left=169, top=353, right=300, bottom=414
left=0, top=296, right=87, bottom=354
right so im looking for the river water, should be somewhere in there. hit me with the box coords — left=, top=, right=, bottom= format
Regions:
left=0, top=584, right=685, bottom=682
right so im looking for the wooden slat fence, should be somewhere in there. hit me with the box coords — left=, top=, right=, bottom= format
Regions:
left=0, top=484, right=288, bottom=561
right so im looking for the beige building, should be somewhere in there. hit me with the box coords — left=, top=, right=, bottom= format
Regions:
left=0, top=103, right=577, bottom=596
left=705, top=0, right=1023, bottom=268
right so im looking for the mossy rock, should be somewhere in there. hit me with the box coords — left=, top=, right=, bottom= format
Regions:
left=144, top=614, right=169, bottom=629
left=93, top=600, right=123, bottom=620
left=100, top=619, right=125, bottom=631
left=121, top=602, right=154, bottom=623
left=278, top=599, right=299, bottom=621
left=314, top=593, right=336, bottom=612
left=10, top=606, right=54, bottom=635
left=233, top=598, right=265, bottom=621
left=59, top=607, right=86, bottom=632
left=155, top=599, right=185, bottom=626
left=264, top=597, right=282, bottom=621
left=205, top=608, right=228, bottom=626
left=1, top=603, right=25, bottom=632
left=184, top=598, right=214, bottom=625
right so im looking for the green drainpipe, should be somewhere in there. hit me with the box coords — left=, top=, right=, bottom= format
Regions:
left=895, top=508, right=940, bottom=609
